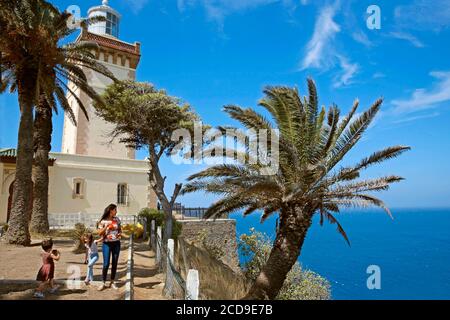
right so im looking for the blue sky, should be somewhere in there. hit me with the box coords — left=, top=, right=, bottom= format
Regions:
left=1, top=0, right=450, bottom=208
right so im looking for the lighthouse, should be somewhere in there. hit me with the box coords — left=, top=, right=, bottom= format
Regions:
left=61, top=0, right=141, bottom=159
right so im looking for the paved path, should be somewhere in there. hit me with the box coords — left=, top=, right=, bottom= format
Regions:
left=132, top=241, right=165, bottom=300
left=0, top=238, right=166, bottom=300
left=0, top=239, right=128, bottom=300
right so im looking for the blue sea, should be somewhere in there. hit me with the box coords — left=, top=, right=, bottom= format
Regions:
left=231, top=208, right=450, bottom=300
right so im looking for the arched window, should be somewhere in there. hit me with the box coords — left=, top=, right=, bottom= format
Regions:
left=117, top=183, right=128, bottom=205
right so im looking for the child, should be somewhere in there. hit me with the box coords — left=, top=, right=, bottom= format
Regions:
left=34, top=238, right=60, bottom=299
left=84, top=233, right=101, bottom=285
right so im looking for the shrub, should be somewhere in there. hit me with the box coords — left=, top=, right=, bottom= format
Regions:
left=0, top=223, right=7, bottom=237
left=239, top=228, right=331, bottom=300
left=191, top=228, right=225, bottom=261
left=122, top=223, right=144, bottom=238
left=138, top=207, right=182, bottom=240
left=72, top=223, right=91, bottom=254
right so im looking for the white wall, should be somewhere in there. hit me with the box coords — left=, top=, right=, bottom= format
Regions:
left=0, top=153, right=157, bottom=223
left=48, top=152, right=156, bottom=215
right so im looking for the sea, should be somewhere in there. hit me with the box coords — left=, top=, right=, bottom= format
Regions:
left=231, top=208, right=450, bottom=300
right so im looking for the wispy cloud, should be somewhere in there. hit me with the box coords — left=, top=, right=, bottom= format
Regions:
left=333, top=55, right=359, bottom=88
left=391, top=71, right=450, bottom=113
left=394, top=0, right=450, bottom=32
left=392, top=112, right=440, bottom=124
left=390, top=31, right=425, bottom=48
left=177, top=0, right=297, bottom=29
left=373, top=72, right=386, bottom=79
left=301, top=3, right=340, bottom=69
left=352, top=30, right=372, bottom=47
left=124, top=0, right=150, bottom=14
left=301, top=2, right=359, bottom=88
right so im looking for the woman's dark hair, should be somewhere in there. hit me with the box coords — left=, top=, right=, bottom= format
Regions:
left=41, top=238, right=53, bottom=251
left=84, top=233, right=94, bottom=246
left=98, top=204, right=117, bottom=227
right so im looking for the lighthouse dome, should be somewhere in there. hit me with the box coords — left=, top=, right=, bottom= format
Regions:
left=87, top=0, right=121, bottom=38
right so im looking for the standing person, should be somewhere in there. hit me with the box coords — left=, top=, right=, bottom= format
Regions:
left=97, top=204, right=122, bottom=291
left=34, top=238, right=60, bottom=298
left=83, top=233, right=101, bottom=285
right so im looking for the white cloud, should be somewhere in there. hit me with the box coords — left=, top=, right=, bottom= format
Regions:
left=301, top=2, right=359, bottom=88
left=124, top=0, right=150, bottom=13
left=394, top=0, right=450, bottom=32
left=352, top=30, right=372, bottom=47
left=176, top=0, right=300, bottom=33
left=177, top=0, right=294, bottom=23
left=301, top=4, right=340, bottom=69
left=373, top=72, right=386, bottom=79
left=391, top=71, right=450, bottom=113
left=333, top=55, right=359, bottom=88
left=392, top=112, right=440, bottom=124
left=390, top=31, right=425, bottom=48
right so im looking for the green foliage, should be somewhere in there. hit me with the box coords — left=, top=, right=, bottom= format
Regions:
left=239, top=228, right=331, bottom=300
left=138, top=208, right=165, bottom=226
left=94, top=81, right=206, bottom=242
left=183, top=80, right=410, bottom=242
left=0, top=223, right=8, bottom=237
left=0, top=0, right=114, bottom=122
left=93, top=80, right=201, bottom=154
left=192, top=228, right=225, bottom=261
left=138, top=208, right=182, bottom=240
left=72, top=223, right=91, bottom=254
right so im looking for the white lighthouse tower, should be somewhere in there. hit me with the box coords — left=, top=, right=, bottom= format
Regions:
left=61, top=0, right=141, bottom=159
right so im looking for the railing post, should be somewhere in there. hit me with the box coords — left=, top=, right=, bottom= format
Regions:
left=125, top=234, right=134, bottom=300
left=151, top=220, right=156, bottom=249
left=165, top=238, right=175, bottom=298
left=186, top=269, right=199, bottom=300
left=156, top=226, right=162, bottom=264
left=142, top=217, right=147, bottom=240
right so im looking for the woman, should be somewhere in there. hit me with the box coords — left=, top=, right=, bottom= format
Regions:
left=97, top=204, right=122, bottom=291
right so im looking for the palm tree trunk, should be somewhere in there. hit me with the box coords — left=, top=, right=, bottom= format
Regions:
left=243, top=207, right=312, bottom=299
left=30, top=99, right=52, bottom=234
left=5, top=77, right=36, bottom=246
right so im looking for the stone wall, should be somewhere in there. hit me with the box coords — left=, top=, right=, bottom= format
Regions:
left=177, top=219, right=240, bottom=273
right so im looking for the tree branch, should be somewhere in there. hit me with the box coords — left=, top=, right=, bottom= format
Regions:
left=170, top=183, right=182, bottom=207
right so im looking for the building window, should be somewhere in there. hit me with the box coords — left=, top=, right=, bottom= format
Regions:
left=106, top=12, right=119, bottom=37
left=75, top=182, right=81, bottom=195
left=117, top=183, right=128, bottom=206
left=73, top=178, right=85, bottom=199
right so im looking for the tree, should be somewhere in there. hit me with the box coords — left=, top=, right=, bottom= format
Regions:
left=239, top=228, right=330, bottom=300
left=94, top=80, right=201, bottom=243
left=0, top=0, right=59, bottom=245
left=31, top=98, right=53, bottom=234
left=0, top=0, right=114, bottom=239
left=29, top=25, right=115, bottom=234
left=182, top=79, right=410, bottom=299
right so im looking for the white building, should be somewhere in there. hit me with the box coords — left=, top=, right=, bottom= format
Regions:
left=0, top=0, right=157, bottom=224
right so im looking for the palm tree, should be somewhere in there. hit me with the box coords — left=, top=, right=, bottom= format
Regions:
left=182, top=79, right=410, bottom=299
left=0, top=0, right=114, bottom=243
left=30, top=21, right=115, bottom=235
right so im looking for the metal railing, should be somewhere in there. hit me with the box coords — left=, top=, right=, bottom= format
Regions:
left=173, top=207, right=229, bottom=220
left=48, top=213, right=136, bottom=229
left=150, top=220, right=199, bottom=300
